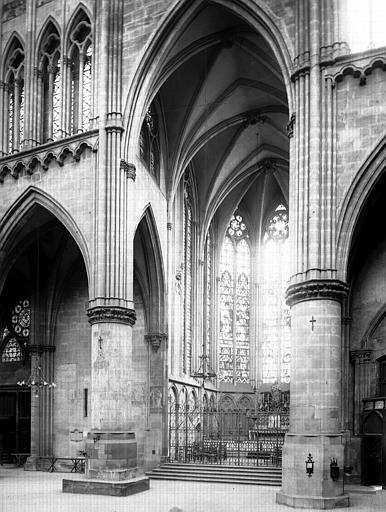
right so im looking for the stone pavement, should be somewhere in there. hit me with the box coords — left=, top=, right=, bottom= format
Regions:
left=0, top=466, right=385, bottom=512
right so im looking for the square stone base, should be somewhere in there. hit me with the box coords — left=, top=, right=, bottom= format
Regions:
left=276, top=491, right=349, bottom=509
left=62, top=476, right=149, bottom=497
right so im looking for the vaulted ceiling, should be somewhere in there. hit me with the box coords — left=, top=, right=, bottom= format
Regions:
left=154, top=2, right=289, bottom=240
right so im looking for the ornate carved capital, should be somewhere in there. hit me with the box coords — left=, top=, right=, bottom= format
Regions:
left=120, top=159, right=136, bottom=180
left=167, top=222, right=172, bottom=230
left=87, top=306, right=136, bottom=326
left=145, top=333, right=167, bottom=353
left=286, top=279, right=349, bottom=307
left=350, top=349, right=372, bottom=364
left=287, top=113, right=296, bottom=138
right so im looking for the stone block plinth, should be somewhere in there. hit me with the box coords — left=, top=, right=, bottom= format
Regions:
left=85, top=431, right=138, bottom=481
left=62, top=476, right=149, bottom=497
left=276, top=433, right=349, bottom=509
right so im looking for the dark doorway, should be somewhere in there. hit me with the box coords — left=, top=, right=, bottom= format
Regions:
left=362, top=436, right=382, bottom=486
left=0, top=390, right=30, bottom=461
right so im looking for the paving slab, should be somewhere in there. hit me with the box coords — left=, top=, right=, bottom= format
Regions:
left=0, top=466, right=385, bottom=512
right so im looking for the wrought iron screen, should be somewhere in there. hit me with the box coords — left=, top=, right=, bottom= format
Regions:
left=168, top=391, right=289, bottom=467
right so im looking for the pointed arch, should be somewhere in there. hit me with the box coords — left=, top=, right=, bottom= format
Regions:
left=1, top=34, right=25, bottom=154
left=133, top=204, right=166, bottom=334
left=35, top=17, right=61, bottom=62
left=65, top=5, right=93, bottom=134
left=1, top=32, right=25, bottom=76
left=122, top=0, right=293, bottom=171
left=337, top=134, right=386, bottom=282
left=65, top=3, right=93, bottom=40
left=0, top=187, right=91, bottom=296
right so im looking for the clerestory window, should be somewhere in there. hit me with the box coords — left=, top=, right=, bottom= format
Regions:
left=3, top=39, right=24, bottom=154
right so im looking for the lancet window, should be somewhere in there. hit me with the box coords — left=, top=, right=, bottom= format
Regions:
left=204, top=230, right=213, bottom=366
left=39, top=28, right=61, bottom=142
left=261, top=204, right=290, bottom=384
left=68, top=16, right=93, bottom=134
left=3, top=40, right=24, bottom=154
left=139, top=104, right=160, bottom=177
left=183, top=175, right=193, bottom=374
left=219, top=213, right=250, bottom=384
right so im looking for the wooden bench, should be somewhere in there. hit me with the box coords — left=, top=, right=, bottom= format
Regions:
left=39, top=456, right=85, bottom=473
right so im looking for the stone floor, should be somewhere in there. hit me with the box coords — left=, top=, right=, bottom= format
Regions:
left=0, top=466, right=385, bottom=512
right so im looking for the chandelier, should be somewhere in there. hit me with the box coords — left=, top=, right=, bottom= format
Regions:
left=17, top=364, right=56, bottom=397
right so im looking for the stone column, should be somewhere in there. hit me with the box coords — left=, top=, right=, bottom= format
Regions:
left=277, top=2, right=350, bottom=507
left=24, top=345, right=56, bottom=470
left=22, top=0, right=38, bottom=149
left=83, top=0, right=140, bottom=481
left=277, top=281, right=349, bottom=508
left=350, top=349, right=373, bottom=435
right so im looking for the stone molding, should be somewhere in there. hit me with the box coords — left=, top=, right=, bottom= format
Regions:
left=87, top=306, right=136, bottom=326
left=120, top=159, right=136, bottom=180
left=28, top=344, right=56, bottom=354
left=0, top=130, right=99, bottom=182
left=145, top=333, right=167, bottom=353
left=286, top=279, right=349, bottom=307
left=350, top=349, right=372, bottom=364
left=286, top=113, right=295, bottom=138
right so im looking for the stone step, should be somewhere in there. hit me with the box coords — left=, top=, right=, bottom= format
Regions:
left=147, top=472, right=281, bottom=486
left=146, top=463, right=282, bottom=486
left=160, top=463, right=281, bottom=473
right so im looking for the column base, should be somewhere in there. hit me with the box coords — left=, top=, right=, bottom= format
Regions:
left=278, top=433, right=348, bottom=509
left=85, top=431, right=139, bottom=480
left=276, top=491, right=349, bottom=509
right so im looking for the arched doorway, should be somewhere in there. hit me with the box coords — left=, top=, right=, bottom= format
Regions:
left=347, top=163, right=386, bottom=486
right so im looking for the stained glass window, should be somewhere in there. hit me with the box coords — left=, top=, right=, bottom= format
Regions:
left=69, top=17, right=92, bottom=134
left=11, top=299, right=31, bottom=338
left=1, top=299, right=30, bottom=363
left=261, top=204, right=290, bottom=384
left=2, top=338, right=22, bottom=362
left=139, top=104, right=160, bottom=177
left=219, top=213, right=250, bottom=383
left=4, top=41, right=24, bottom=153
left=183, top=177, right=193, bottom=374
left=205, top=231, right=212, bottom=367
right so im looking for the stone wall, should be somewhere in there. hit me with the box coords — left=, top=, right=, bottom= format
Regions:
left=53, top=264, right=90, bottom=457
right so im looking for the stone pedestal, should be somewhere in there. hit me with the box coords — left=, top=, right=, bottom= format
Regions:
left=277, top=281, right=349, bottom=508
left=277, top=434, right=349, bottom=509
left=85, top=431, right=138, bottom=480
left=63, top=431, right=150, bottom=496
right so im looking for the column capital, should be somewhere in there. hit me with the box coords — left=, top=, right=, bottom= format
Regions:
left=145, top=333, right=167, bottom=353
left=87, top=305, right=136, bottom=326
left=120, top=159, right=136, bottom=180
left=286, top=279, right=349, bottom=307
left=350, top=349, right=372, bottom=364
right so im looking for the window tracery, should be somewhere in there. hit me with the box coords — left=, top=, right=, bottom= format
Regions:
left=68, top=17, right=93, bottom=134
left=1, top=299, right=30, bottom=363
left=139, top=104, right=160, bottom=177
left=219, top=213, right=250, bottom=383
left=183, top=175, right=193, bottom=374
left=3, top=40, right=24, bottom=153
left=39, top=29, right=61, bottom=142
left=205, top=230, right=213, bottom=367
left=261, top=204, right=290, bottom=384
